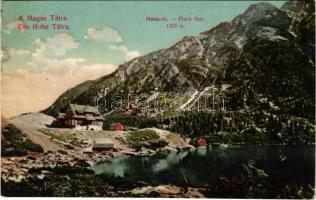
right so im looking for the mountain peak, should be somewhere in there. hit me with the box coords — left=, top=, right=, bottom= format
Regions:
left=43, top=1, right=313, bottom=117
left=235, top=2, right=280, bottom=26
left=245, top=2, right=277, bottom=13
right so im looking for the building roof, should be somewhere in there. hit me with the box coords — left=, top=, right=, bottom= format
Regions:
left=58, top=104, right=104, bottom=121
left=69, top=104, right=101, bottom=115
left=57, top=112, right=66, bottom=119
left=93, top=138, right=115, bottom=149
left=110, top=123, right=123, bottom=127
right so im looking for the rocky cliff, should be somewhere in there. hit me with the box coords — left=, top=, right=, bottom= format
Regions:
left=44, top=0, right=315, bottom=121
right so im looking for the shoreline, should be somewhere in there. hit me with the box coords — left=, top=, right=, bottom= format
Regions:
left=2, top=148, right=314, bottom=198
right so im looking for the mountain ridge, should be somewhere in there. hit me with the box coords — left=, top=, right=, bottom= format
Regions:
left=44, top=0, right=315, bottom=119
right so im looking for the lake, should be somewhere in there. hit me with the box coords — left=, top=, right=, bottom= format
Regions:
left=90, top=145, right=315, bottom=187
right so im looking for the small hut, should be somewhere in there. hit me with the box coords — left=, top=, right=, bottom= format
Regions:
left=109, top=123, right=124, bottom=131
left=92, top=139, right=115, bottom=150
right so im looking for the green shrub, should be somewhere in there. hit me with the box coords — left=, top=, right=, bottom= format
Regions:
left=2, top=124, right=24, bottom=142
left=205, top=160, right=314, bottom=198
left=23, top=140, right=44, bottom=153
left=1, top=165, right=148, bottom=197
left=1, top=146, right=28, bottom=157
left=126, top=129, right=166, bottom=150
left=103, top=114, right=159, bottom=130
left=1, top=124, right=44, bottom=156
left=102, top=109, right=314, bottom=145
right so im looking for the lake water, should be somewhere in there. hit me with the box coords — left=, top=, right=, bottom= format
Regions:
left=91, top=145, right=315, bottom=187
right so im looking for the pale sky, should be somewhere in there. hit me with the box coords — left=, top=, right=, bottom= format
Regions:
left=1, top=1, right=285, bottom=118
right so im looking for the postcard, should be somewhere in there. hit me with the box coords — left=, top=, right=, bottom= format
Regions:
left=1, top=0, right=315, bottom=198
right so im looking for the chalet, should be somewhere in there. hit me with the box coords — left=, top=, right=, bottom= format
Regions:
left=55, top=104, right=103, bottom=131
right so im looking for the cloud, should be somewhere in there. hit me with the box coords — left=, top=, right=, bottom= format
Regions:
left=9, top=48, right=30, bottom=56
left=4, top=20, right=19, bottom=34
left=3, top=48, right=30, bottom=63
left=30, top=56, right=86, bottom=74
left=2, top=32, right=118, bottom=118
left=109, top=45, right=140, bottom=61
left=84, top=27, right=122, bottom=43
left=85, top=27, right=140, bottom=61
left=4, top=19, right=26, bottom=34
left=33, top=32, right=79, bottom=57
left=109, top=45, right=128, bottom=52
left=26, top=33, right=81, bottom=73
left=126, top=51, right=141, bottom=61
left=1, top=48, right=10, bottom=62
left=2, top=63, right=117, bottom=118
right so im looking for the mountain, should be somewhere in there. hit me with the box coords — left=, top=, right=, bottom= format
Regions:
left=44, top=0, right=315, bottom=121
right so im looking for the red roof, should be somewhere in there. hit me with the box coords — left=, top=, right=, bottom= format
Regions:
left=197, top=139, right=207, bottom=146
left=110, top=123, right=123, bottom=131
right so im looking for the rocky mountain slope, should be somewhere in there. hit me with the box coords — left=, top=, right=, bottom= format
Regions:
left=44, top=1, right=315, bottom=121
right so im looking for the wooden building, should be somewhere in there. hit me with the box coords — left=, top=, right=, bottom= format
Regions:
left=92, top=139, right=115, bottom=150
left=55, top=104, right=103, bottom=130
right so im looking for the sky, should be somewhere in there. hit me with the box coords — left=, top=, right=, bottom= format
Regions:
left=1, top=1, right=286, bottom=118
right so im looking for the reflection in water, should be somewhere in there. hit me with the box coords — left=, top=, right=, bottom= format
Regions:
left=90, top=145, right=315, bottom=187
left=92, top=155, right=129, bottom=177
left=152, top=151, right=188, bottom=172
left=196, top=146, right=208, bottom=156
